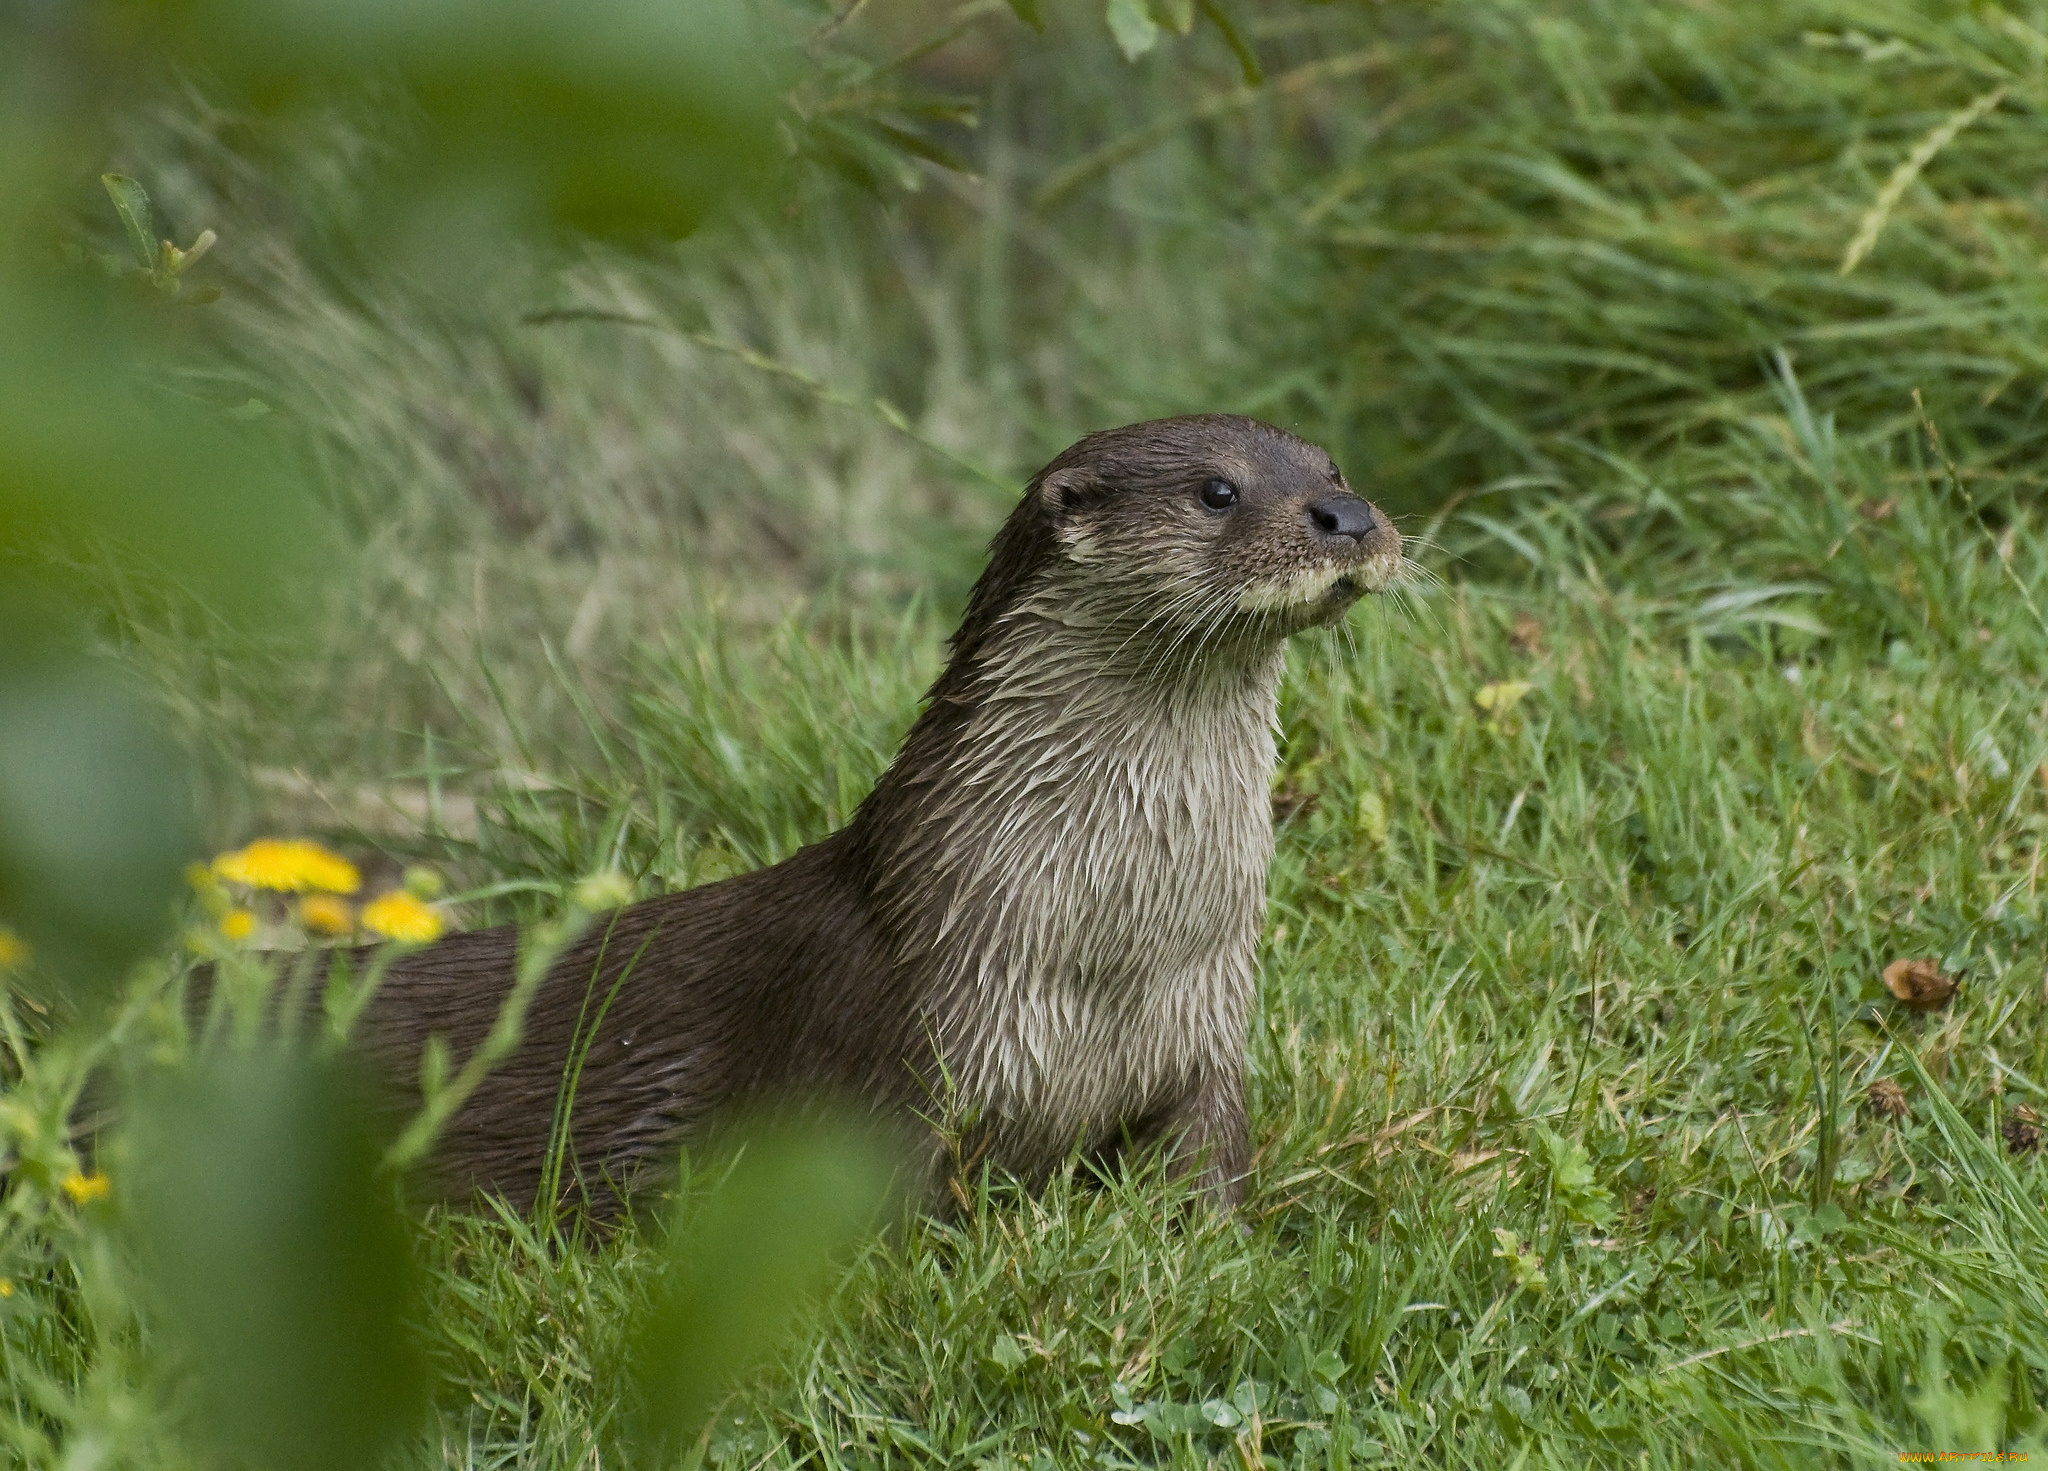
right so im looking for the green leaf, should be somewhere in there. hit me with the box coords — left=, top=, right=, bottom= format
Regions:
left=0, top=649, right=196, bottom=989
left=629, top=1115, right=898, bottom=1459
left=146, top=0, right=786, bottom=246
left=1003, top=0, right=1046, bottom=31
left=807, top=116, right=927, bottom=195
left=1148, top=0, right=1194, bottom=35
left=100, top=174, right=158, bottom=272
left=127, top=1055, right=429, bottom=1471
left=1196, top=0, right=1263, bottom=85
left=1106, top=0, right=1161, bottom=60
left=1492, top=1226, right=1549, bottom=1294
left=417, top=1033, right=451, bottom=1097
left=0, top=293, right=313, bottom=621
left=1804, top=1202, right=1849, bottom=1239
left=870, top=118, right=974, bottom=175
left=1537, top=1126, right=1618, bottom=1227
left=989, top=1333, right=1028, bottom=1371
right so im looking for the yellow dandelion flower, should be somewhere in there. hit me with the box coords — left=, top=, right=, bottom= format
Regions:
left=60, top=1171, right=109, bottom=1205
left=219, top=908, right=257, bottom=942
left=0, top=1278, right=13, bottom=1297
left=212, top=839, right=361, bottom=895
left=296, top=894, right=356, bottom=936
left=0, top=927, right=28, bottom=970
left=361, top=890, right=445, bottom=944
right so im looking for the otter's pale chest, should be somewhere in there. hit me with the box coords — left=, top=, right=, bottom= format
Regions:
left=896, top=662, right=1279, bottom=1170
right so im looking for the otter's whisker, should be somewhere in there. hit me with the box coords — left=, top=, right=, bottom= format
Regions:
left=1117, top=583, right=1221, bottom=681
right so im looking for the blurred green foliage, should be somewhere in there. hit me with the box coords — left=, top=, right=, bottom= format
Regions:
left=0, top=0, right=1210, bottom=984
left=8, top=0, right=2047, bottom=1466
left=630, top=1118, right=897, bottom=1458
left=126, top=1054, right=428, bottom=1471
left=133, top=0, right=785, bottom=243
left=0, top=3, right=979, bottom=1467
left=0, top=284, right=304, bottom=624
left=0, top=0, right=792, bottom=983
left=0, top=648, right=195, bottom=988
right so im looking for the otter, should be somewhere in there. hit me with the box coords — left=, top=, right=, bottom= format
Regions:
left=347, top=415, right=1401, bottom=1212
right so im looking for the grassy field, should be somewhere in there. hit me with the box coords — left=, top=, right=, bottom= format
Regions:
left=7, top=0, right=2048, bottom=1465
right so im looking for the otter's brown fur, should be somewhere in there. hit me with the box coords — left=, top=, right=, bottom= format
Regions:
left=349, top=415, right=1401, bottom=1211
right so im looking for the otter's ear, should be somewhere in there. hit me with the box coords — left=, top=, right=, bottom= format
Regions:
left=1037, top=467, right=1113, bottom=520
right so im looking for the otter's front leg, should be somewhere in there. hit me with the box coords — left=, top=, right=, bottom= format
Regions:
left=1123, top=1069, right=1250, bottom=1210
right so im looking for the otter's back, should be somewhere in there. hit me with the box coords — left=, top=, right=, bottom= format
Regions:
left=352, top=833, right=894, bottom=1204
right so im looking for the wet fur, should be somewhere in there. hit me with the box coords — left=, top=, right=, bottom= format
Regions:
left=347, top=415, right=1401, bottom=1211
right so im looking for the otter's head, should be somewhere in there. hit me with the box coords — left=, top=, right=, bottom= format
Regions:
left=955, top=416, right=1402, bottom=671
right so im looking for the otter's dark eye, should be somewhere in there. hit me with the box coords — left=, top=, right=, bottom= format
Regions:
left=1198, top=478, right=1239, bottom=511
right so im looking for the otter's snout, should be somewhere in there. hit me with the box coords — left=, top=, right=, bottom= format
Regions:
left=1307, top=494, right=1376, bottom=542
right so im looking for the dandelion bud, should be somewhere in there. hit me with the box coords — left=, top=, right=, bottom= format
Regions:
left=572, top=871, right=634, bottom=913
left=401, top=865, right=445, bottom=901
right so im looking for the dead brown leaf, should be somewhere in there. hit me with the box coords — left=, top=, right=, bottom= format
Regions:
left=1318, top=1108, right=1435, bottom=1161
left=2002, top=1105, right=2041, bottom=1156
left=1884, top=958, right=1957, bottom=1010
left=1865, top=1077, right=1909, bottom=1120
left=1272, top=778, right=1317, bottom=824
left=1449, top=1148, right=1501, bottom=1175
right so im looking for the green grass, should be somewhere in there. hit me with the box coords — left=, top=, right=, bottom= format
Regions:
left=11, top=428, right=2047, bottom=1467
left=453, top=439, right=2047, bottom=1466
left=8, top=0, right=2048, bottom=1464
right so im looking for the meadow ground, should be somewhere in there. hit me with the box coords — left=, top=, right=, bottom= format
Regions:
left=6, top=1, right=2048, bottom=1465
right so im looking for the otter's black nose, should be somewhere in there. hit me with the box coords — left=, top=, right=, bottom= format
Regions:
left=1307, top=495, right=1376, bottom=541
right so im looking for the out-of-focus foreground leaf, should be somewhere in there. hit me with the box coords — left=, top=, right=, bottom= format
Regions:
left=0, top=643, right=196, bottom=988
left=630, top=1115, right=899, bottom=1460
left=134, top=0, right=785, bottom=242
left=1106, top=0, right=1162, bottom=61
left=0, top=288, right=309, bottom=620
left=0, top=275, right=301, bottom=990
left=99, top=172, right=160, bottom=270
left=125, top=1053, right=429, bottom=1471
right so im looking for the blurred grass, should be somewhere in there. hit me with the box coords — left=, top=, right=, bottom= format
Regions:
left=105, top=0, right=2048, bottom=790
left=6, top=0, right=2048, bottom=1464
